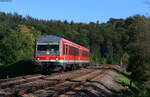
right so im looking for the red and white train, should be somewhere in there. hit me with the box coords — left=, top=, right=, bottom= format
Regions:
left=34, top=35, right=90, bottom=71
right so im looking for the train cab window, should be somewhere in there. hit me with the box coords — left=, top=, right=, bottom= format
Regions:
left=37, top=45, right=59, bottom=51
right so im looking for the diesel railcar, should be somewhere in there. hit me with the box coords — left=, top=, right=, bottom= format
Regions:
left=34, top=35, right=90, bottom=71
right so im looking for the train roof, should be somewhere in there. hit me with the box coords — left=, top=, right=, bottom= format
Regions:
left=62, top=38, right=89, bottom=51
left=36, top=35, right=89, bottom=51
left=36, top=35, right=61, bottom=41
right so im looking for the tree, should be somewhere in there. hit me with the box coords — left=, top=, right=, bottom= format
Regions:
left=127, top=16, right=150, bottom=83
left=0, top=31, right=34, bottom=65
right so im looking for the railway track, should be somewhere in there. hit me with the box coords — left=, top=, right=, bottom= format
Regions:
left=0, top=64, right=119, bottom=97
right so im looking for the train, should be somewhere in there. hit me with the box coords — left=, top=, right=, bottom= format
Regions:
left=34, top=35, right=90, bottom=71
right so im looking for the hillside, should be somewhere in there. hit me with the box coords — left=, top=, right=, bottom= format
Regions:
left=0, top=65, right=139, bottom=97
left=0, top=12, right=150, bottom=96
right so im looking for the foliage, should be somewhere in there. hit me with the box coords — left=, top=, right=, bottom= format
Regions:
left=116, top=74, right=150, bottom=97
left=0, top=12, right=150, bottom=96
left=127, top=16, right=150, bottom=84
left=0, top=59, right=38, bottom=79
left=0, top=11, right=128, bottom=66
left=117, top=74, right=138, bottom=90
left=0, top=31, right=34, bottom=65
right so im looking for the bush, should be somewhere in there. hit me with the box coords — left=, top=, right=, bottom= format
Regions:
left=0, top=59, right=39, bottom=79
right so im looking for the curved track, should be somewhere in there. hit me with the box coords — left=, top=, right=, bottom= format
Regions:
left=0, top=64, right=119, bottom=97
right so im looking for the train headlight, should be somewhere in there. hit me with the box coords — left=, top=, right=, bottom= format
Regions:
left=37, top=58, right=40, bottom=60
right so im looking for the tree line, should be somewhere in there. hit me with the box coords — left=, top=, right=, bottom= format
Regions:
left=0, top=12, right=150, bottom=94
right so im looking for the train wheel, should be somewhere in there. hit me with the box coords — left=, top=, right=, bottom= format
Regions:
left=70, top=64, right=74, bottom=70
left=73, top=64, right=77, bottom=70
left=53, top=66, right=65, bottom=72
left=78, top=64, right=82, bottom=68
left=65, top=65, right=71, bottom=71
left=42, top=64, right=49, bottom=74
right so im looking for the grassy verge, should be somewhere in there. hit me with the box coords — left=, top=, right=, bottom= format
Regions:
left=116, top=73, right=140, bottom=97
left=117, top=74, right=138, bottom=90
left=115, top=73, right=150, bottom=97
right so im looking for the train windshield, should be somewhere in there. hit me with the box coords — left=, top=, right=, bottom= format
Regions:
left=37, top=45, right=59, bottom=51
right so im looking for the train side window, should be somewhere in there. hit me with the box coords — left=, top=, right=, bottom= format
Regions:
left=66, top=45, right=68, bottom=55
left=82, top=50, right=89, bottom=57
left=67, top=46, right=79, bottom=56
left=76, top=48, right=79, bottom=56
left=72, top=47, right=74, bottom=55
left=69, top=46, right=71, bottom=55
left=73, top=47, right=75, bottom=56
left=74, top=48, right=79, bottom=56
left=63, top=43, right=65, bottom=54
left=71, top=46, right=73, bottom=55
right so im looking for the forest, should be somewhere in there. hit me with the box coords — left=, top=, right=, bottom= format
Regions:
left=0, top=12, right=150, bottom=96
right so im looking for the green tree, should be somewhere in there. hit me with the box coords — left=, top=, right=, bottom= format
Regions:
left=0, top=31, right=33, bottom=65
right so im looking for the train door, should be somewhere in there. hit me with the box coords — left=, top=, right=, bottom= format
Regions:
left=74, top=48, right=79, bottom=64
left=64, top=44, right=69, bottom=64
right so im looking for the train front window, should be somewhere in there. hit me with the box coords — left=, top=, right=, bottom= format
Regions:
left=37, top=45, right=59, bottom=52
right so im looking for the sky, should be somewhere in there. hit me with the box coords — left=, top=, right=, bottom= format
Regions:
left=0, top=0, right=149, bottom=23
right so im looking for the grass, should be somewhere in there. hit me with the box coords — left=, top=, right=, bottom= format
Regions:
left=115, top=73, right=141, bottom=97
left=117, top=74, right=138, bottom=90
